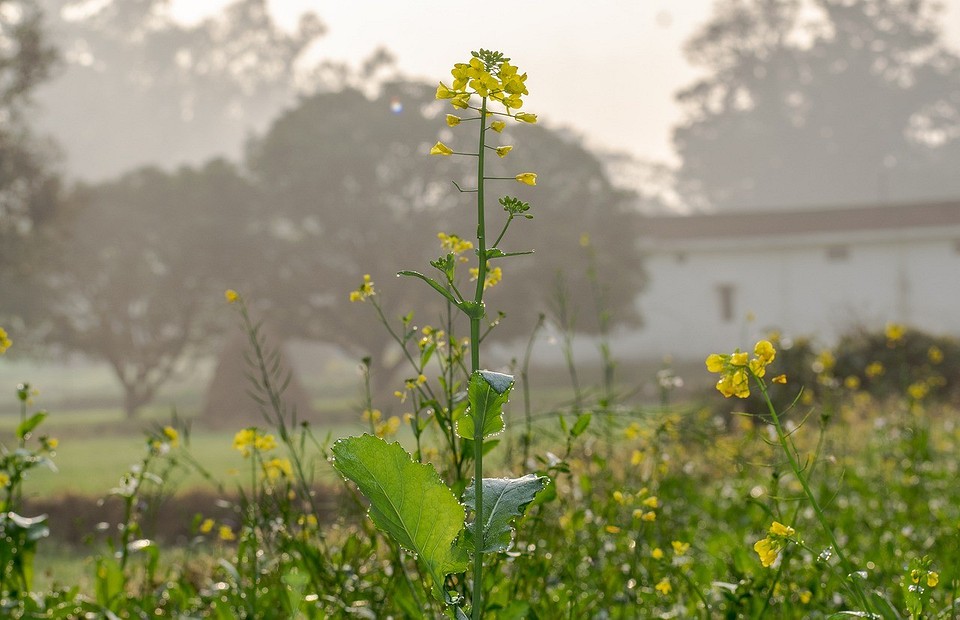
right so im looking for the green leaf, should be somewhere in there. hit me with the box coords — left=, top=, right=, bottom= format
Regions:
left=332, top=434, right=469, bottom=597
left=463, top=474, right=547, bottom=553
left=571, top=412, right=592, bottom=437
left=398, top=270, right=461, bottom=306
left=16, top=411, right=47, bottom=440
left=457, top=371, right=514, bottom=441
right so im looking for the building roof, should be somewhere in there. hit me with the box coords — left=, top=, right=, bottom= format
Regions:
left=639, top=201, right=960, bottom=241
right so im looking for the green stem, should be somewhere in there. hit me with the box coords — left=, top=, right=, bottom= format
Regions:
left=754, top=376, right=873, bottom=613
left=471, top=96, right=488, bottom=620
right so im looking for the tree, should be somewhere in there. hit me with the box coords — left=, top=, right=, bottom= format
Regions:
left=243, top=81, right=645, bottom=379
left=0, top=0, right=59, bottom=273
left=38, top=160, right=257, bottom=417
left=34, top=0, right=325, bottom=179
left=673, top=0, right=960, bottom=210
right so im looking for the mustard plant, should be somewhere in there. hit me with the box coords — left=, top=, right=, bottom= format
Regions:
left=335, top=49, right=548, bottom=618
left=707, top=340, right=876, bottom=614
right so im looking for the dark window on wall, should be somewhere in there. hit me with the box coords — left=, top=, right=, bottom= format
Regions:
left=717, top=283, right=736, bottom=323
left=826, top=245, right=850, bottom=261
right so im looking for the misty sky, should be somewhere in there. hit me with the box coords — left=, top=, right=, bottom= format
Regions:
left=171, top=0, right=960, bottom=167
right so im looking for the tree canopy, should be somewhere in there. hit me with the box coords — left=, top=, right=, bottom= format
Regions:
left=0, top=0, right=59, bottom=272
left=674, top=0, right=960, bottom=210
left=35, top=0, right=325, bottom=179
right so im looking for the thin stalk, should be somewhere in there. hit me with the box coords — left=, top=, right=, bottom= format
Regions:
left=470, top=96, right=488, bottom=620
left=755, top=377, right=873, bottom=613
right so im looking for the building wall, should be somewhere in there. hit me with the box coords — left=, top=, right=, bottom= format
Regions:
left=614, top=227, right=960, bottom=361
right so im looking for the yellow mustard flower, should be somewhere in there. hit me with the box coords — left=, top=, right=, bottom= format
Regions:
left=754, top=521, right=795, bottom=567
left=199, top=518, right=215, bottom=534
left=430, top=141, right=454, bottom=156
left=0, top=472, right=10, bottom=487
left=224, top=289, right=239, bottom=304
left=928, top=345, right=944, bottom=364
left=46, top=437, right=59, bottom=450
left=844, top=375, right=861, bottom=390
left=651, top=548, right=664, bottom=560
left=255, top=433, right=277, bottom=452
left=655, top=578, right=672, bottom=595
left=515, top=172, right=537, bottom=186
left=865, top=361, right=885, bottom=378
left=436, top=82, right=455, bottom=99
left=495, top=145, right=513, bottom=158
left=706, top=341, right=779, bottom=399
left=218, top=525, right=236, bottom=542
left=772, top=374, right=787, bottom=384
left=262, top=457, right=293, bottom=480
left=641, top=511, right=656, bottom=522
left=162, top=426, right=179, bottom=448
left=349, top=274, right=376, bottom=302
left=605, top=525, right=621, bottom=534
left=671, top=541, right=690, bottom=556
left=630, top=450, right=644, bottom=466
left=0, top=327, right=11, bottom=354
left=908, top=381, right=929, bottom=401
left=799, top=590, right=812, bottom=604
left=469, top=266, right=503, bottom=289
left=885, top=322, right=905, bottom=343
left=490, top=120, right=506, bottom=133
left=515, top=112, right=537, bottom=123
left=445, top=114, right=461, bottom=127
left=451, top=93, right=471, bottom=109
left=642, top=496, right=659, bottom=509
left=928, top=571, right=940, bottom=587
left=438, top=232, right=474, bottom=255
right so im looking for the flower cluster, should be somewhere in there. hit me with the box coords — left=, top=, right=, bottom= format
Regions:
left=437, top=232, right=473, bottom=260
left=705, top=340, right=780, bottom=398
left=469, top=266, right=503, bottom=290
left=233, top=428, right=277, bottom=458
left=431, top=49, right=538, bottom=186
left=0, top=326, right=11, bottom=354
left=348, top=274, right=376, bottom=303
left=753, top=521, right=796, bottom=567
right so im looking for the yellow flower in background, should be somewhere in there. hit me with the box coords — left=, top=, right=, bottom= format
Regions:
left=885, top=322, right=905, bottom=343
left=430, top=141, right=454, bottom=156
left=445, top=114, right=461, bottom=127
left=262, top=457, right=293, bottom=480
left=772, top=374, right=787, bottom=384
left=515, top=112, right=537, bottom=123
left=651, top=548, right=664, bottom=560
left=233, top=428, right=275, bottom=457
left=769, top=521, right=795, bottom=537
left=865, top=361, right=885, bottom=378
left=642, top=496, right=659, bottom=509
left=490, top=120, right=506, bottom=133
left=349, top=274, right=376, bottom=302
left=495, top=145, right=513, bottom=158
left=469, top=266, right=503, bottom=289
left=199, top=518, right=215, bottom=534
left=671, top=541, right=690, bottom=556
left=0, top=327, right=11, bottom=354
left=438, top=232, right=473, bottom=255
left=0, top=472, right=10, bottom=487
left=255, top=433, right=277, bottom=452
left=928, top=571, right=940, bottom=587
left=224, top=289, right=239, bottom=304
left=928, top=346, right=944, bottom=364
left=218, top=525, right=236, bottom=542
left=163, top=426, right=179, bottom=448
left=515, top=172, right=537, bottom=186
left=908, top=381, right=929, bottom=401
left=844, top=375, right=861, bottom=390
left=655, top=578, right=672, bottom=595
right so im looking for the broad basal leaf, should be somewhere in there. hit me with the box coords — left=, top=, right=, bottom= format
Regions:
left=331, top=434, right=469, bottom=593
left=457, top=370, right=514, bottom=441
left=463, top=474, right=547, bottom=553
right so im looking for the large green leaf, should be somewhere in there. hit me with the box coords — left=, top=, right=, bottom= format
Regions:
left=463, top=474, right=547, bottom=553
left=457, top=370, right=514, bottom=441
left=331, top=434, right=469, bottom=595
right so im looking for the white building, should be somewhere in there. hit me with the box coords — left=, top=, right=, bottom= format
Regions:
left=615, top=202, right=960, bottom=361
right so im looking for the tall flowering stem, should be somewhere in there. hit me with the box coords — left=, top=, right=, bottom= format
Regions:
left=707, top=342, right=873, bottom=613
left=433, top=49, right=537, bottom=619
